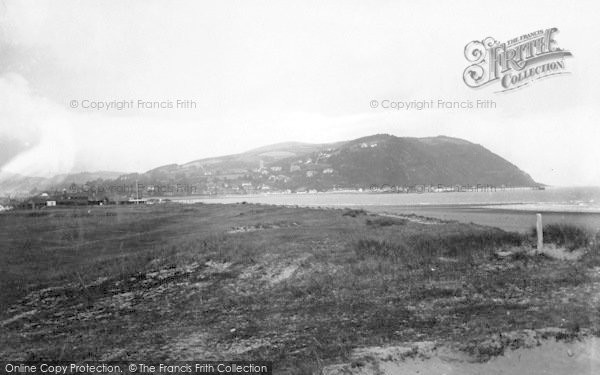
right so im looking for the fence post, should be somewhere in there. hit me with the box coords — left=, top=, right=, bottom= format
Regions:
left=536, top=213, right=543, bottom=253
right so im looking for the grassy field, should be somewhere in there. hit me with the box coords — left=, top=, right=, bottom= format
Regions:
left=1, top=203, right=599, bottom=373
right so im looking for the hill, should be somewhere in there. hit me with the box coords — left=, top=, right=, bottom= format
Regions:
left=121, top=134, right=536, bottom=194
left=1, top=134, right=537, bottom=196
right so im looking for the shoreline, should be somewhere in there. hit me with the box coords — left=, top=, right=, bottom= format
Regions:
left=162, top=186, right=600, bottom=214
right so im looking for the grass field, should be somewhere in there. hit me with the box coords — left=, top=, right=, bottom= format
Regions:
left=1, top=203, right=599, bottom=373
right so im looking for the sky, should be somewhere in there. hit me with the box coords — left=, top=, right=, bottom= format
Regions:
left=0, top=0, right=599, bottom=186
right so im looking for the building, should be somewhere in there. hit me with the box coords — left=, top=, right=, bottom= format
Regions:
left=59, top=192, right=92, bottom=206
left=19, top=196, right=51, bottom=210
left=126, top=198, right=147, bottom=204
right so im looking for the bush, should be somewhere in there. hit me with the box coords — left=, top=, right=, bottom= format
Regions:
left=342, top=208, right=367, bottom=217
left=354, top=229, right=525, bottom=266
left=533, top=224, right=593, bottom=251
left=406, top=230, right=524, bottom=258
left=366, top=217, right=407, bottom=227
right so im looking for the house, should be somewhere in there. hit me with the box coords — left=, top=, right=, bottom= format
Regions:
left=268, top=174, right=290, bottom=183
left=58, top=192, right=91, bottom=206
left=20, top=196, right=50, bottom=210
left=55, top=192, right=110, bottom=206
left=126, top=198, right=147, bottom=204
left=88, top=196, right=110, bottom=205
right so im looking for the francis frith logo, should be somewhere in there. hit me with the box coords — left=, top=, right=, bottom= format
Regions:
left=463, top=28, right=572, bottom=92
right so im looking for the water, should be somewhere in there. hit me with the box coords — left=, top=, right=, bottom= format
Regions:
left=171, top=186, right=600, bottom=233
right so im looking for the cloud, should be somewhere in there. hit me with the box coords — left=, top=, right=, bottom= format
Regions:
left=0, top=73, right=77, bottom=177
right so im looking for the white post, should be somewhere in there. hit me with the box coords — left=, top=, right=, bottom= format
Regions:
left=536, top=213, right=543, bottom=253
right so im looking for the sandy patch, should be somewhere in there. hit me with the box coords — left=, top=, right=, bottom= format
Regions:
left=324, top=336, right=600, bottom=375
left=205, top=260, right=232, bottom=272
left=495, top=244, right=586, bottom=261
left=539, top=244, right=586, bottom=261
left=262, top=255, right=310, bottom=285
left=227, top=222, right=300, bottom=234
left=379, top=213, right=443, bottom=225
left=238, top=254, right=311, bottom=286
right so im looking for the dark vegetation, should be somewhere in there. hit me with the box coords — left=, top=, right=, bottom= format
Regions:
left=532, top=223, right=598, bottom=251
left=365, top=217, right=407, bottom=227
left=342, top=208, right=367, bottom=217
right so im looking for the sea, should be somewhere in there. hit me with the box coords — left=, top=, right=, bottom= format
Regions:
left=171, top=186, right=600, bottom=233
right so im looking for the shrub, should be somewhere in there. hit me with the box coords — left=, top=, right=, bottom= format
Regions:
left=366, top=217, right=407, bottom=227
left=408, top=230, right=524, bottom=258
left=354, top=229, right=525, bottom=266
left=342, top=208, right=367, bottom=217
left=533, top=224, right=594, bottom=251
